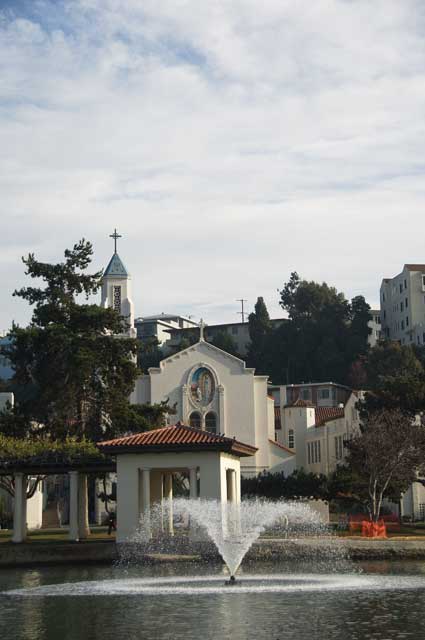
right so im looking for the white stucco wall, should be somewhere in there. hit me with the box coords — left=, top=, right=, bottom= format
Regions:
left=131, top=341, right=271, bottom=475
left=115, top=450, right=242, bottom=541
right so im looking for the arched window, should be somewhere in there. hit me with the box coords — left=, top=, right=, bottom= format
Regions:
left=288, top=429, right=295, bottom=449
left=205, top=412, right=217, bottom=434
left=189, top=412, right=201, bottom=429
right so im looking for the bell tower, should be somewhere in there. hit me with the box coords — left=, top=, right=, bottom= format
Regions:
left=101, top=229, right=136, bottom=338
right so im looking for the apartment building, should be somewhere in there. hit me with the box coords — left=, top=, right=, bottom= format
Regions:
left=166, top=318, right=286, bottom=357
left=380, top=264, right=425, bottom=345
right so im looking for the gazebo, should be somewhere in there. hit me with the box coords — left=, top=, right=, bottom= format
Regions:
left=98, top=422, right=257, bottom=542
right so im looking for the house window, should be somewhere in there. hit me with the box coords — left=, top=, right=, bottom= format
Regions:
left=301, top=388, right=311, bottom=400
left=399, top=283, right=403, bottom=293
left=400, top=302, right=404, bottom=312
left=423, top=275, right=425, bottom=287
left=113, top=286, right=121, bottom=313
left=401, top=320, right=404, bottom=330
left=404, top=279, right=407, bottom=289
left=288, top=429, right=295, bottom=449
left=231, top=327, right=238, bottom=335
left=406, top=316, right=409, bottom=327
left=335, top=435, right=344, bottom=460
left=189, top=412, right=201, bottom=429
left=307, top=443, right=311, bottom=465
left=406, top=298, right=408, bottom=308
left=319, top=389, right=330, bottom=399
left=205, top=412, right=217, bottom=434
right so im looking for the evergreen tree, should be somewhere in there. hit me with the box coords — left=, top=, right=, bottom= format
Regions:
left=210, top=331, right=240, bottom=357
left=273, top=273, right=371, bottom=385
left=361, top=340, right=425, bottom=415
left=1, top=240, right=141, bottom=441
left=247, top=297, right=272, bottom=373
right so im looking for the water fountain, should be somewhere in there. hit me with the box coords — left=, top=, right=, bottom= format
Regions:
left=122, top=497, right=341, bottom=582
left=2, top=497, right=425, bottom=640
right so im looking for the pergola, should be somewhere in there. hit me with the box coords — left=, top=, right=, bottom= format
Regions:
left=0, top=457, right=115, bottom=543
left=98, top=422, right=257, bottom=542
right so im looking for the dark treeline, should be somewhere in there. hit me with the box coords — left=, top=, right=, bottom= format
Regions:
left=247, top=272, right=373, bottom=385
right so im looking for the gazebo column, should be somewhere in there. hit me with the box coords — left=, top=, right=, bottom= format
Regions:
left=140, top=468, right=151, bottom=537
left=12, top=473, right=27, bottom=543
left=164, top=472, right=174, bottom=536
left=78, top=473, right=90, bottom=539
left=226, top=469, right=237, bottom=503
left=189, top=467, right=198, bottom=499
left=69, top=471, right=79, bottom=541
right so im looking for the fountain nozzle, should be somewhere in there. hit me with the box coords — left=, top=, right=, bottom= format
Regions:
left=225, top=575, right=237, bottom=586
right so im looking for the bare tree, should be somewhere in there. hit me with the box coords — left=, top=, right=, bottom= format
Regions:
left=345, top=409, right=425, bottom=522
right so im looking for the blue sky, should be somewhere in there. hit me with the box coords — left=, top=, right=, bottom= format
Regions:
left=1, top=0, right=425, bottom=330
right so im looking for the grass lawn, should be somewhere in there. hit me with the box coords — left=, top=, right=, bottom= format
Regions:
left=0, top=526, right=115, bottom=544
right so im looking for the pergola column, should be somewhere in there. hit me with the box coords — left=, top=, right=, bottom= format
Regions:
left=189, top=467, right=198, bottom=499
left=78, top=473, right=90, bottom=539
left=12, top=473, right=27, bottom=543
left=164, top=472, right=174, bottom=536
left=69, top=471, right=79, bottom=541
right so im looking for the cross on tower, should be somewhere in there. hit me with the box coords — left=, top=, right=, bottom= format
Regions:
left=109, top=228, right=122, bottom=254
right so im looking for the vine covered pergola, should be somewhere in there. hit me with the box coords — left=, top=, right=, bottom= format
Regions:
left=0, top=436, right=115, bottom=543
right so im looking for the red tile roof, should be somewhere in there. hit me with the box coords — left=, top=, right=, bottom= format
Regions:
left=314, top=406, right=345, bottom=427
left=98, top=422, right=257, bottom=457
left=269, top=439, right=295, bottom=455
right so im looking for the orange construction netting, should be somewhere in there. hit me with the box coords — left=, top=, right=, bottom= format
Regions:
left=361, top=519, right=387, bottom=538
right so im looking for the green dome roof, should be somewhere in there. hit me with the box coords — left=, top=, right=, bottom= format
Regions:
left=104, top=253, right=129, bottom=278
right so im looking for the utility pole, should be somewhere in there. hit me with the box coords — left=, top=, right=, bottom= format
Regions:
left=236, top=299, right=248, bottom=323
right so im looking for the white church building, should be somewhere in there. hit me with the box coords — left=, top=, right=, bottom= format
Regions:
left=98, top=236, right=425, bottom=521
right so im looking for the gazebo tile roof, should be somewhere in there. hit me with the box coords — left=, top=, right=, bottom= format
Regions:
left=98, top=422, right=257, bottom=457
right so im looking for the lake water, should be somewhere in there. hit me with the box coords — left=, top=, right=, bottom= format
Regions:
left=1, top=560, right=425, bottom=640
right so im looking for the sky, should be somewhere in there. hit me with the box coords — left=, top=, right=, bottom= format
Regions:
left=1, top=0, right=425, bottom=331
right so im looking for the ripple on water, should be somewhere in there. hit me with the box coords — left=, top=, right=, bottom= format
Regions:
left=2, top=573, right=425, bottom=598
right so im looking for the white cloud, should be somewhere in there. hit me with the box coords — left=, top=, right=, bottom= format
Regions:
left=1, top=0, right=425, bottom=330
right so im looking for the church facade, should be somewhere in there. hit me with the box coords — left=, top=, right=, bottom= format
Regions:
left=130, top=332, right=295, bottom=477
left=100, top=234, right=295, bottom=478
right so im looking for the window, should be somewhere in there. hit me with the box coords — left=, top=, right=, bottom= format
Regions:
left=288, top=429, right=295, bottom=449
left=231, top=326, right=238, bottom=335
left=400, top=283, right=403, bottom=293
left=113, top=286, right=121, bottom=313
left=423, top=275, right=425, bottom=287
left=400, top=301, right=404, bottom=312
left=335, top=435, right=344, bottom=460
left=189, top=412, right=201, bottom=429
left=307, top=443, right=311, bottom=465
left=401, top=320, right=404, bottom=330
left=404, top=279, right=407, bottom=289
left=405, top=298, right=408, bottom=309
left=301, top=388, right=311, bottom=400
left=205, top=412, right=217, bottom=433
left=382, top=293, right=386, bottom=302
left=406, top=316, right=409, bottom=327
left=319, top=389, right=330, bottom=399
